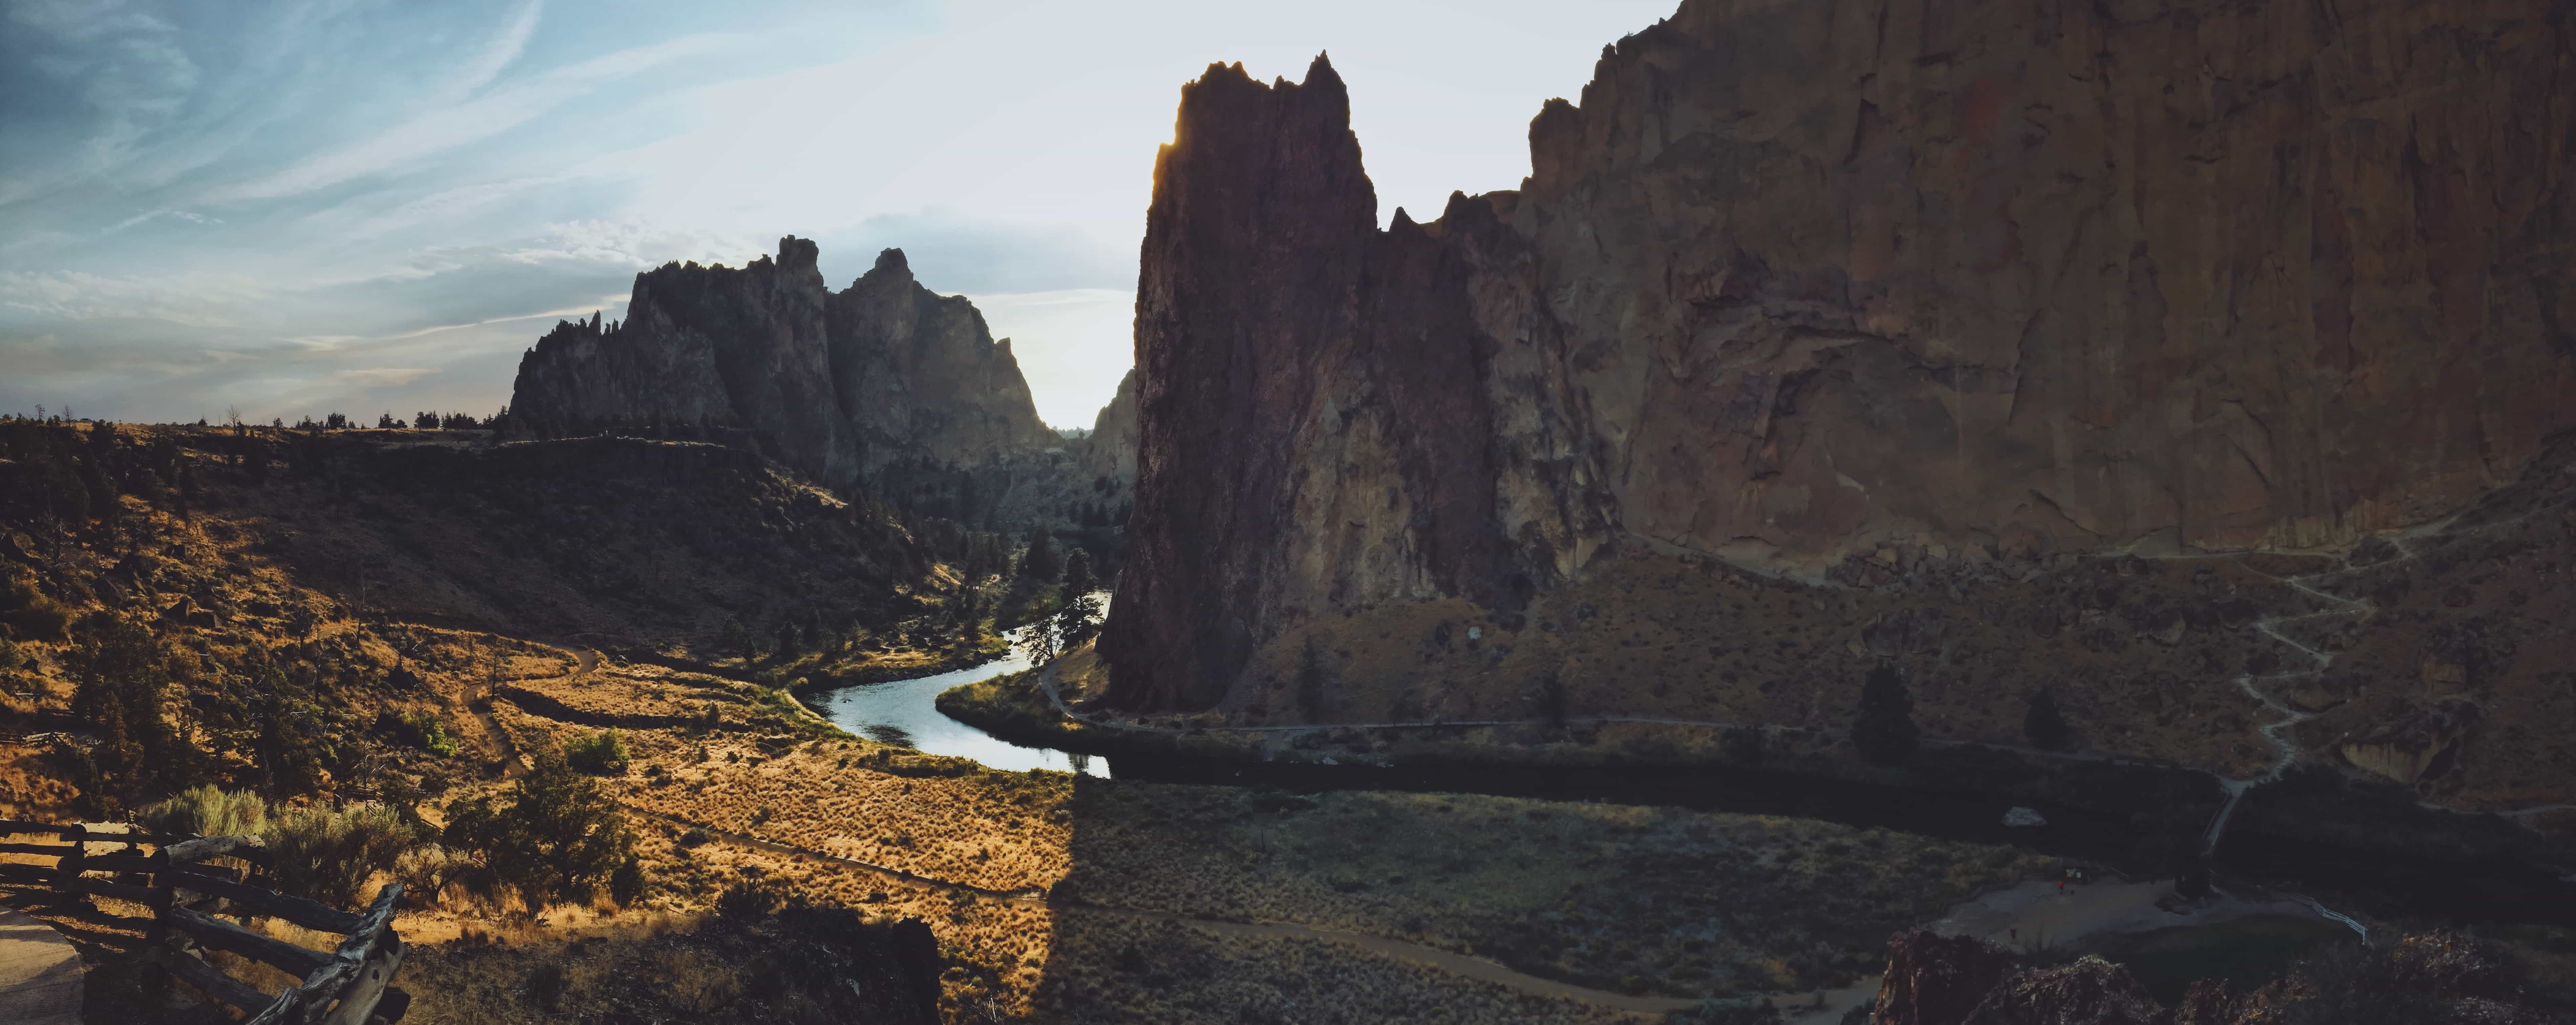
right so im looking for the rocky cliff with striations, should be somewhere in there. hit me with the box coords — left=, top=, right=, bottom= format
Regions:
left=1102, top=0, right=2576, bottom=827
left=509, top=239, right=1087, bottom=521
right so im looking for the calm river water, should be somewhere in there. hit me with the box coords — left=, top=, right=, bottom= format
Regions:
left=810, top=621, right=1109, bottom=777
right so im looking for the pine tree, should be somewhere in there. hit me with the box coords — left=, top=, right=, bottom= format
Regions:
left=1019, top=529, right=1061, bottom=582
left=1851, top=663, right=1919, bottom=765
left=1298, top=640, right=1331, bottom=723
left=1056, top=549, right=1101, bottom=648
left=2024, top=688, right=2072, bottom=752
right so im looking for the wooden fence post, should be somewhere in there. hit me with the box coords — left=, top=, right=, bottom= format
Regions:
left=0, top=822, right=408, bottom=1023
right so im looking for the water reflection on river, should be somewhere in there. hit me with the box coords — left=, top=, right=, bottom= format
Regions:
left=811, top=622, right=1109, bottom=777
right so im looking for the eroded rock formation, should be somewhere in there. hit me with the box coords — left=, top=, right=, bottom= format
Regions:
left=509, top=239, right=1072, bottom=515
left=1863, top=928, right=2552, bottom=1025
left=1872, top=930, right=2024, bottom=1025
left=1102, top=0, right=2576, bottom=819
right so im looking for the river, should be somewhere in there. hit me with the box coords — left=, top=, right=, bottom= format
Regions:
left=810, top=616, right=2576, bottom=925
left=810, top=622, right=1110, bottom=777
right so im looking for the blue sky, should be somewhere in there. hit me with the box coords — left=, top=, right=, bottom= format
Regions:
left=1, top=0, right=1676, bottom=428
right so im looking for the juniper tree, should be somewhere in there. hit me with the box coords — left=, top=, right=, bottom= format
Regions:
left=1019, top=529, right=1061, bottom=582
left=2024, top=687, right=2072, bottom=752
left=721, top=616, right=749, bottom=660
left=1851, top=663, right=1919, bottom=766
left=1056, top=549, right=1101, bottom=647
left=443, top=746, right=634, bottom=907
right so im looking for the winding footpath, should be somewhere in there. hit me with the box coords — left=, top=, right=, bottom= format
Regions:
left=2196, top=468, right=2576, bottom=851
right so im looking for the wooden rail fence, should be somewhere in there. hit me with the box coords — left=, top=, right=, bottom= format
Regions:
left=0, top=818, right=407, bottom=1024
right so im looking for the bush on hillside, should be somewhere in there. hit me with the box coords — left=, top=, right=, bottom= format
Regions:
left=378, top=709, right=459, bottom=757
left=139, top=784, right=270, bottom=839
left=564, top=729, right=631, bottom=775
left=264, top=803, right=422, bottom=907
left=444, top=747, right=635, bottom=909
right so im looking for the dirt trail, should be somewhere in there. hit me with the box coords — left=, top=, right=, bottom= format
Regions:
left=0, top=907, right=81, bottom=1025
left=464, top=638, right=599, bottom=780
left=1930, top=879, right=2358, bottom=949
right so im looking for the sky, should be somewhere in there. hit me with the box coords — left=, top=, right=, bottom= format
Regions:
left=1, top=0, right=1679, bottom=429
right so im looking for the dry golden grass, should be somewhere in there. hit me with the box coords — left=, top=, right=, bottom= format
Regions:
left=533, top=670, right=2050, bottom=1005
left=0, top=745, right=81, bottom=818
left=618, top=741, right=1076, bottom=894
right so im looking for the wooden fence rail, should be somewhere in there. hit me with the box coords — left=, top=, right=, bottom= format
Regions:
left=0, top=817, right=407, bottom=1024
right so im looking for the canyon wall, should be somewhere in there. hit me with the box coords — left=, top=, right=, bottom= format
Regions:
left=509, top=240, right=1073, bottom=513
left=1102, top=1, right=2576, bottom=815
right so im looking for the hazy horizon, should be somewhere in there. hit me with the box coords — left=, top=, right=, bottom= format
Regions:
left=2, top=0, right=1677, bottom=429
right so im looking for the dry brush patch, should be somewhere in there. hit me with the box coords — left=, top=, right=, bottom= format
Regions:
left=492, top=644, right=2052, bottom=1009
left=1029, top=908, right=1640, bottom=1025
left=1051, top=784, right=2051, bottom=998
left=578, top=708, right=2045, bottom=1001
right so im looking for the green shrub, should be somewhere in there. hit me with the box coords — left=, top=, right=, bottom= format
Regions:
left=262, top=803, right=422, bottom=907
left=376, top=709, right=458, bottom=757
left=715, top=879, right=779, bottom=923
left=140, top=785, right=269, bottom=838
left=443, top=748, right=634, bottom=909
left=563, top=730, right=630, bottom=775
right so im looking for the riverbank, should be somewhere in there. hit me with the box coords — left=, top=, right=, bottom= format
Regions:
left=939, top=645, right=2576, bottom=925
left=472, top=643, right=2068, bottom=1014
left=456, top=623, right=2576, bottom=1021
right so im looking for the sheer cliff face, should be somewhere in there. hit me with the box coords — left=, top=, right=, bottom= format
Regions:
left=1103, top=1, right=2576, bottom=808
left=1077, top=370, right=1140, bottom=487
left=509, top=240, right=1057, bottom=496
left=1106, top=59, right=1537, bottom=708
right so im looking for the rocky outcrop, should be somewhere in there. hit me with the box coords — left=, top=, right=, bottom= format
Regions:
left=1863, top=929, right=2548, bottom=1025
left=1076, top=369, right=1139, bottom=492
left=2335, top=698, right=2480, bottom=785
left=1959, top=958, right=2167, bottom=1025
left=509, top=239, right=1065, bottom=508
left=1870, top=930, right=2023, bottom=1025
left=1100, top=0, right=2576, bottom=813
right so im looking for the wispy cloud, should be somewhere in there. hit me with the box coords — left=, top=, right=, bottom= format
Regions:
left=207, top=30, right=737, bottom=203
left=0, top=0, right=200, bottom=207
left=438, top=0, right=544, bottom=105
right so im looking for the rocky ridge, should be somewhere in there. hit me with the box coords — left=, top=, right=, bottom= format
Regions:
left=1100, top=0, right=2576, bottom=826
left=509, top=239, right=1130, bottom=527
